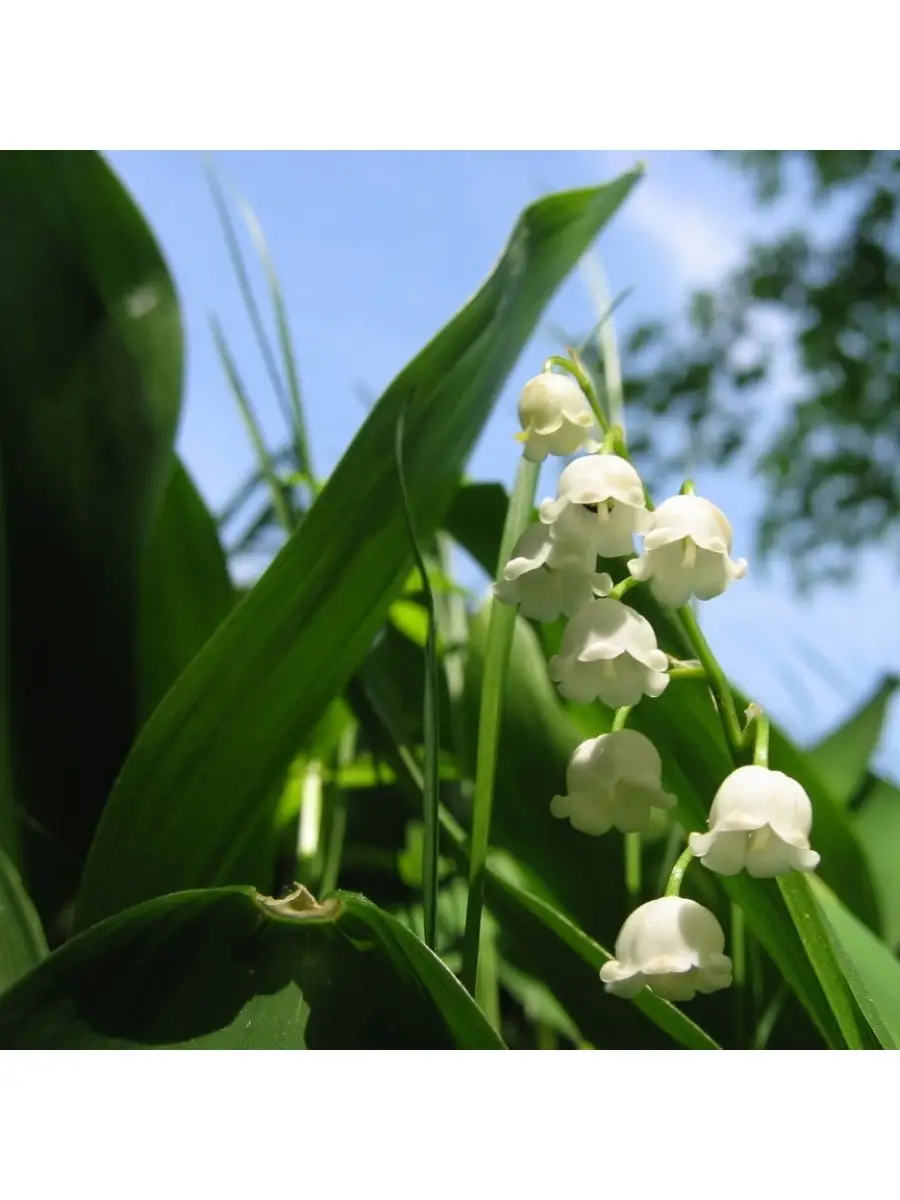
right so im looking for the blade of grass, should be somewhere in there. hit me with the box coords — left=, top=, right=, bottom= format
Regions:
left=211, top=318, right=293, bottom=536
left=237, top=197, right=316, bottom=490
left=461, top=455, right=539, bottom=993
left=217, top=447, right=296, bottom=531
left=579, top=251, right=625, bottom=429
left=395, top=401, right=440, bottom=950
left=204, top=157, right=299, bottom=449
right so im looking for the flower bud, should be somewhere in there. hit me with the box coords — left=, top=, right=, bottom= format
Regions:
left=516, top=372, right=600, bottom=463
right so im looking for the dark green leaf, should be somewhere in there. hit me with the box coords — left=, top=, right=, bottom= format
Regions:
left=0, top=842, right=47, bottom=995
left=854, top=774, right=900, bottom=950
left=812, top=675, right=898, bottom=808
left=74, top=168, right=643, bottom=931
left=811, top=876, right=900, bottom=1049
left=0, top=151, right=182, bottom=922
left=0, top=885, right=503, bottom=1049
left=444, top=481, right=514, bottom=576
left=139, top=458, right=235, bottom=720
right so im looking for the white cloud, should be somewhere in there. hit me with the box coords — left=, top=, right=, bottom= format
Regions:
left=594, top=150, right=743, bottom=288
left=625, top=174, right=741, bottom=286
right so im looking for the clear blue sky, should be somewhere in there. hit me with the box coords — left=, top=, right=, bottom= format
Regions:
left=106, top=150, right=900, bottom=779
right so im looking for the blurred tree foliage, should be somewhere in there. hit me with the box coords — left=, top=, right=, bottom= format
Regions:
left=613, top=151, right=900, bottom=589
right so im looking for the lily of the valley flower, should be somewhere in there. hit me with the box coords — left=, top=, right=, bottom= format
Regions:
left=550, top=729, right=676, bottom=835
left=628, top=494, right=747, bottom=607
left=516, top=372, right=600, bottom=463
left=539, top=455, right=649, bottom=559
left=549, top=598, right=669, bottom=707
left=493, top=524, right=612, bottom=622
left=600, top=896, right=733, bottom=1001
left=689, top=765, right=820, bottom=878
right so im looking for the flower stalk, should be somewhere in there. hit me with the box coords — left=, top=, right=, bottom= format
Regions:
left=461, top=455, right=540, bottom=994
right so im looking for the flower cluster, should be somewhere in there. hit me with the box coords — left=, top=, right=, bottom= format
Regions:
left=494, top=366, right=821, bottom=1007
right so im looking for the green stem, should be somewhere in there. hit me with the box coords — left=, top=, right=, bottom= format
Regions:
left=612, top=706, right=641, bottom=896
left=395, top=405, right=440, bottom=950
left=612, top=705, right=632, bottom=731
left=753, top=711, right=770, bottom=768
left=319, top=725, right=356, bottom=896
left=680, top=479, right=696, bottom=496
left=601, top=424, right=622, bottom=454
left=542, top=354, right=609, bottom=433
left=676, top=605, right=743, bottom=758
left=668, top=664, right=707, bottom=681
left=665, top=846, right=695, bottom=898
left=609, top=575, right=639, bottom=601
left=731, top=900, right=747, bottom=1048
left=461, top=456, right=540, bottom=993
left=625, top=832, right=642, bottom=899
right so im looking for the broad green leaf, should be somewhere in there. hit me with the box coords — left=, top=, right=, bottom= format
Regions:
left=75, top=168, right=643, bottom=931
left=854, top=774, right=900, bottom=950
left=139, top=457, right=235, bottom=720
left=0, top=151, right=182, bottom=920
left=0, top=843, right=47, bottom=995
left=0, top=885, right=503, bottom=1049
left=811, top=876, right=900, bottom=1049
left=444, top=481, right=513, bottom=576
left=812, top=675, right=898, bottom=808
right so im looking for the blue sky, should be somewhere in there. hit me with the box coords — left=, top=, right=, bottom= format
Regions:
left=106, top=150, right=900, bottom=779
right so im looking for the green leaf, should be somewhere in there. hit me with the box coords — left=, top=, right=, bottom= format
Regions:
left=812, top=675, right=898, bottom=808
left=854, top=774, right=900, bottom=950
left=810, top=876, right=899, bottom=1049
left=0, top=151, right=182, bottom=919
left=444, top=481, right=513, bottom=577
left=74, top=168, right=643, bottom=931
left=0, top=842, right=47, bottom=995
left=139, top=458, right=235, bottom=720
left=0, top=885, right=504, bottom=1049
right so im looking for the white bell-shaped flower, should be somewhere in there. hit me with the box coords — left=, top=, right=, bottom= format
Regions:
left=600, top=896, right=733, bottom=1001
left=549, top=598, right=669, bottom=707
left=539, top=455, right=649, bottom=559
left=516, top=372, right=600, bottom=463
left=550, top=729, right=676, bottom=835
left=493, top=524, right=612, bottom=623
left=689, top=764, right=820, bottom=878
left=628, top=494, right=748, bottom=607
